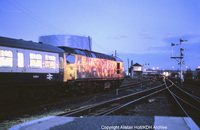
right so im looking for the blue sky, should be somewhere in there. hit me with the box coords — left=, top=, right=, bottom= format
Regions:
left=0, top=0, right=200, bottom=71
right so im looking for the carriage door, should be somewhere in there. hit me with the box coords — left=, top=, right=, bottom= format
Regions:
left=117, top=62, right=120, bottom=74
left=16, top=49, right=26, bottom=72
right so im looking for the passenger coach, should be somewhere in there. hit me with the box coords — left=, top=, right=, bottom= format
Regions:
left=0, top=36, right=65, bottom=101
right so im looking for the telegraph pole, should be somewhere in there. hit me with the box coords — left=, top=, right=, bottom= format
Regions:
left=171, top=39, right=187, bottom=86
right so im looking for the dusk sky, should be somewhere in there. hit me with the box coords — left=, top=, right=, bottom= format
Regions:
left=0, top=0, right=200, bottom=71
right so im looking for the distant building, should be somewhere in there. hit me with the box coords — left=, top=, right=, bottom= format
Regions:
left=143, top=69, right=158, bottom=76
left=129, top=63, right=143, bottom=78
left=191, top=67, right=200, bottom=80
left=143, top=69, right=178, bottom=77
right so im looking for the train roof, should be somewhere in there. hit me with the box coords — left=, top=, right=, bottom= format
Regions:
left=59, top=46, right=123, bottom=62
left=0, top=36, right=64, bottom=53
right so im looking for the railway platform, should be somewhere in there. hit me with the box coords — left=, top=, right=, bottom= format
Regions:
left=9, top=116, right=199, bottom=130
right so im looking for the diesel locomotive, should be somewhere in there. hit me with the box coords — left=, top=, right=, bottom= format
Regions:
left=0, top=36, right=124, bottom=101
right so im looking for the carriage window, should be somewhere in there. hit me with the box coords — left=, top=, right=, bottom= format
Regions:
left=0, top=50, right=13, bottom=67
left=117, top=63, right=120, bottom=69
left=77, top=56, right=81, bottom=64
left=30, top=53, right=42, bottom=68
left=45, top=55, right=56, bottom=69
left=66, top=55, right=75, bottom=64
left=17, top=53, right=24, bottom=67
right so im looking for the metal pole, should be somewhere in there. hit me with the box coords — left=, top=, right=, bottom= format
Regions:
left=88, top=36, right=91, bottom=51
left=171, top=43, right=173, bottom=57
left=171, top=39, right=187, bottom=87
left=128, top=58, right=129, bottom=76
left=116, top=88, right=118, bottom=96
left=180, top=41, right=183, bottom=86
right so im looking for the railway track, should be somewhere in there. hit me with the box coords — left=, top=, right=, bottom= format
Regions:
left=0, top=80, right=153, bottom=119
left=57, top=78, right=199, bottom=129
left=1, top=80, right=162, bottom=130
left=58, top=82, right=167, bottom=117
left=165, top=78, right=200, bottom=127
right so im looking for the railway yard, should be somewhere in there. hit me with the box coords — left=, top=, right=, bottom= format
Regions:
left=1, top=0, right=200, bottom=129
left=0, top=78, right=199, bottom=130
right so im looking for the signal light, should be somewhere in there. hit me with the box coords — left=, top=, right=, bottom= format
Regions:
left=171, top=42, right=179, bottom=46
left=180, top=39, right=188, bottom=42
left=181, top=53, right=184, bottom=56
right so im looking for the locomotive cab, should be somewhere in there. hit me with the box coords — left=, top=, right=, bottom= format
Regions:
left=64, top=54, right=77, bottom=81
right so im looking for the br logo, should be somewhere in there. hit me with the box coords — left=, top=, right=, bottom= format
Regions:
left=47, top=73, right=53, bottom=80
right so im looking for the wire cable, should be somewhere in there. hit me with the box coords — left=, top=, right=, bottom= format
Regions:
left=12, top=0, right=66, bottom=34
left=92, top=40, right=112, bottom=55
left=14, top=0, right=82, bottom=48
left=11, top=0, right=65, bottom=46
left=4, top=0, right=81, bottom=47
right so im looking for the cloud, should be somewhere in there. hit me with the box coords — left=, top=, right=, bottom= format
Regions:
left=108, top=35, right=128, bottom=39
left=163, top=33, right=200, bottom=55
left=163, top=33, right=200, bottom=43
left=147, top=46, right=171, bottom=54
left=118, top=51, right=172, bottom=70
left=139, top=31, right=154, bottom=39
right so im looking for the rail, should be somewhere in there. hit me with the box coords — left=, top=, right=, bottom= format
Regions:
left=58, top=83, right=166, bottom=117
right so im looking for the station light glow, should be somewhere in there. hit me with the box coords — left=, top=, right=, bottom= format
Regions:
left=163, top=72, right=169, bottom=76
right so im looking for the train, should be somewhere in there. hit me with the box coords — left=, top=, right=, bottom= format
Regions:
left=0, top=36, right=124, bottom=102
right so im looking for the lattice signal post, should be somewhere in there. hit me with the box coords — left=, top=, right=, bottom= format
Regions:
left=171, top=39, right=188, bottom=86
